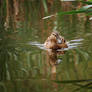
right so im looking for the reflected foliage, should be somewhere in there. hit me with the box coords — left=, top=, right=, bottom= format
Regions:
left=0, top=0, right=92, bottom=92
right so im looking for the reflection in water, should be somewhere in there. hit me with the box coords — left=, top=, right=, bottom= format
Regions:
left=1, top=0, right=92, bottom=92
left=46, top=49, right=65, bottom=90
left=47, top=50, right=64, bottom=74
left=29, top=38, right=84, bottom=80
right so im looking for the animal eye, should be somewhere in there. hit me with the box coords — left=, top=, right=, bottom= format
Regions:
left=64, top=40, right=65, bottom=43
left=53, top=34, right=56, bottom=36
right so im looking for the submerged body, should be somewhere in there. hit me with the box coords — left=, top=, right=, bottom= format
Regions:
left=44, top=31, right=68, bottom=50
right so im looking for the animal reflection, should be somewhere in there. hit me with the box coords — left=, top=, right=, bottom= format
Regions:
left=46, top=49, right=65, bottom=88
left=47, top=50, right=65, bottom=75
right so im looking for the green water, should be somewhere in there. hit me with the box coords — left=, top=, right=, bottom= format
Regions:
left=0, top=1, right=92, bottom=92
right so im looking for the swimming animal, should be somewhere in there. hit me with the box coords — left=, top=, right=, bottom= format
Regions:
left=44, top=31, right=68, bottom=50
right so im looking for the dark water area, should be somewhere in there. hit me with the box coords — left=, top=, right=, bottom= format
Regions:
left=0, top=0, right=92, bottom=92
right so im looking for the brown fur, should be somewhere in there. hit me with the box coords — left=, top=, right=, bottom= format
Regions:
left=44, top=32, right=68, bottom=50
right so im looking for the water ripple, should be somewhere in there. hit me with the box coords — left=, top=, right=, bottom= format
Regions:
left=28, top=38, right=84, bottom=51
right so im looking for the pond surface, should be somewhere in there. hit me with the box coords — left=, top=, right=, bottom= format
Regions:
left=0, top=1, right=92, bottom=92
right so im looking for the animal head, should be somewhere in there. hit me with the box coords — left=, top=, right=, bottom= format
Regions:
left=51, top=31, right=66, bottom=44
left=51, top=31, right=60, bottom=39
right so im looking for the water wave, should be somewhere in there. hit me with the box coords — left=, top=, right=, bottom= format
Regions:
left=28, top=38, right=84, bottom=51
